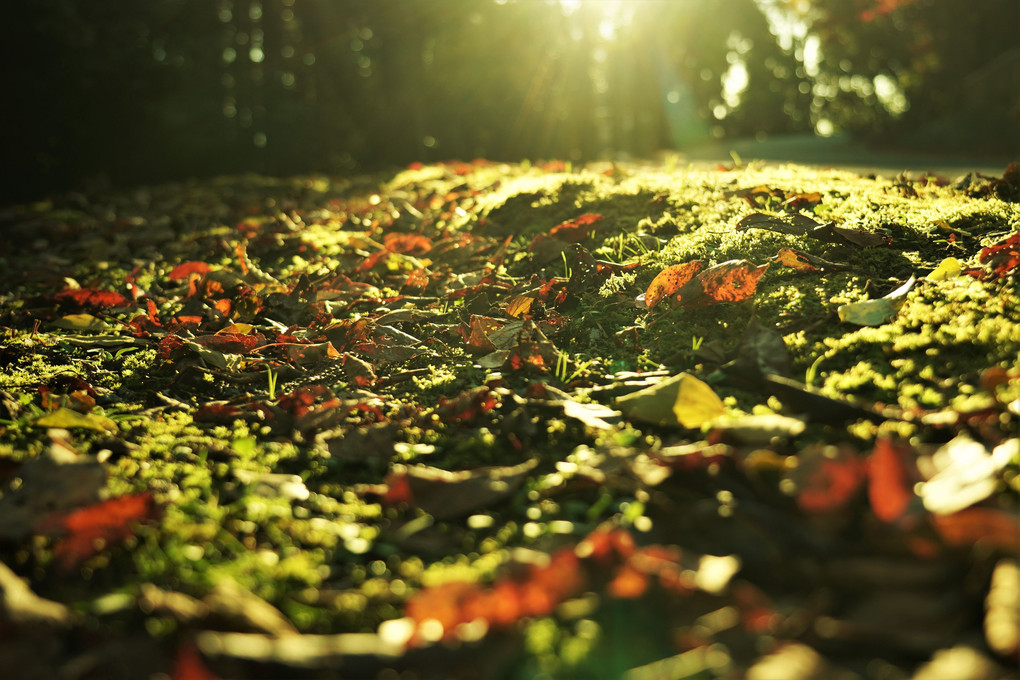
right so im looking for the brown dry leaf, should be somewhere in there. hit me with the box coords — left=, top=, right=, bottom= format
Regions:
left=381, top=458, right=539, bottom=519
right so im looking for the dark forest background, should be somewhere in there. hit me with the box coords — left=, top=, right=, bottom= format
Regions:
left=2, top=0, right=1017, bottom=204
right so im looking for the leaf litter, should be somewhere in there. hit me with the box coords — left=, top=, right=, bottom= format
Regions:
left=0, top=160, right=1018, bottom=679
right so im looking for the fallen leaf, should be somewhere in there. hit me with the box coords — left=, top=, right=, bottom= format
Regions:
left=548, top=213, right=603, bottom=242
left=793, top=444, right=867, bottom=515
left=0, top=560, right=71, bottom=626
left=643, top=261, right=704, bottom=309
left=54, top=288, right=130, bottom=310
left=380, top=458, right=539, bottom=519
left=867, top=437, right=918, bottom=523
left=49, top=492, right=160, bottom=569
left=504, top=294, right=536, bottom=318
left=171, top=641, right=220, bottom=680
left=673, top=260, right=770, bottom=309
left=837, top=275, right=915, bottom=326
left=927, top=257, right=963, bottom=281
left=971, top=232, right=1020, bottom=280
left=34, top=407, right=117, bottom=434
left=931, top=507, right=1020, bottom=553
left=774, top=248, right=818, bottom=272
left=169, top=261, right=213, bottom=281
left=616, top=372, right=726, bottom=428
left=50, top=314, right=112, bottom=333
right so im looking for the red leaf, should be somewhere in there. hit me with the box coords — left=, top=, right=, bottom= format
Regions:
left=975, top=232, right=1020, bottom=280
left=191, top=333, right=262, bottom=354
left=54, top=288, right=130, bottom=310
left=548, top=213, right=604, bottom=243
left=643, top=261, right=704, bottom=308
left=437, top=386, right=498, bottom=422
left=867, top=437, right=917, bottom=523
left=172, top=641, right=220, bottom=680
left=169, top=261, right=212, bottom=281
left=50, top=493, right=159, bottom=569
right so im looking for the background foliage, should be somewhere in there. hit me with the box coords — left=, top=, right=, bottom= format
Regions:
left=2, top=0, right=1016, bottom=203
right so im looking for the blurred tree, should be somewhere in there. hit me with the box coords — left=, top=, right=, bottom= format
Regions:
left=800, top=0, right=1019, bottom=153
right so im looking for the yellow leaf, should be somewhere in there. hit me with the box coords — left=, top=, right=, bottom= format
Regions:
left=35, top=408, right=117, bottom=434
left=616, top=373, right=726, bottom=428
left=51, top=314, right=112, bottom=332
left=927, top=257, right=962, bottom=281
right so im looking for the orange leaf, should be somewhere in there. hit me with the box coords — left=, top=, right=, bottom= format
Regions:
left=774, top=248, right=818, bottom=272
left=505, top=295, right=536, bottom=319
left=692, top=259, right=770, bottom=304
left=867, top=437, right=916, bottom=523
left=931, top=508, right=1020, bottom=553
left=644, top=261, right=704, bottom=308
left=168, top=261, right=212, bottom=281
left=794, top=445, right=867, bottom=514
left=608, top=564, right=648, bottom=598
left=52, top=493, right=159, bottom=569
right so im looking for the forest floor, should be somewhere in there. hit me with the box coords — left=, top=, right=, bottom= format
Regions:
left=0, top=158, right=1018, bottom=680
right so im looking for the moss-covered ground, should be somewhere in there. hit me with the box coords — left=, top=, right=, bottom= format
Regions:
left=0, top=159, right=1018, bottom=679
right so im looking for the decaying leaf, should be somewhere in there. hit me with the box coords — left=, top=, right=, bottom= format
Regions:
left=643, top=261, right=703, bottom=309
left=643, top=260, right=768, bottom=310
